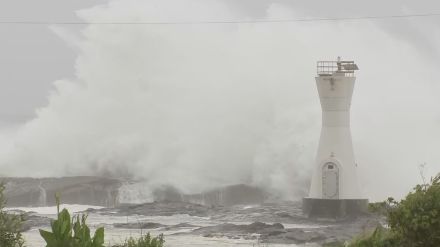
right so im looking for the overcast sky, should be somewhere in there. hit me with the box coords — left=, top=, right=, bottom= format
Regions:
left=1, top=0, right=439, bottom=122
left=0, top=0, right=105, bottom=122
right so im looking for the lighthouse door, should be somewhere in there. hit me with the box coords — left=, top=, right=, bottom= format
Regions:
left=322, top=162, right=339, bottom=199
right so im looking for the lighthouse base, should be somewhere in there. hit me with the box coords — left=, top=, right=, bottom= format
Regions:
left=302, top=198, right=368, bottom=218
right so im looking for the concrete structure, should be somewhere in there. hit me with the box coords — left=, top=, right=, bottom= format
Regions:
left=303, top=58, right=368, bottom=218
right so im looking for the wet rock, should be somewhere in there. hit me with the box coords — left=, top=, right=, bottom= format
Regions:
left=113, top=221, right=198, bottom=230
left=111, top=201, right=213, bottom=217
left=21, top=214, right=52, bottom=231
left=164, top=223, right=197, bottom=230
left=186, top=211, right=383, bottom=245
left=282, top=229, right=325, bottom=242
left=247, top=221, right=284, bottom=232
left=92, top=199, right=384, bottom=245
left=275, top=212, right=293, bottom=218
left=193, top=221, right=285, bottom=235
left=173, top=223, right=196, bottom=228
left=114, top=222, right=165, bottom=229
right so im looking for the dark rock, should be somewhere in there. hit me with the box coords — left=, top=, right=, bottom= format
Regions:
left=283, top=229, right=325, bottom=242
left=112, top=201, right=212, bottom=217
left=164, top=223, right=198, bottom=230
left=21, top=214, right=52, bottom=231
left=193, top=221, right=285, bottom=236
left=275, top=212, right=292, bottom=218
left=114, top=222, right=165, bottom=229
left=173, top=223, right=196, bottom=228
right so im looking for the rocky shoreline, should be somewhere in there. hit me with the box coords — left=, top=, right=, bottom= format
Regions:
left=91, top=201, right=383, bottom=245
left=3, top=177, right=382, bottom=246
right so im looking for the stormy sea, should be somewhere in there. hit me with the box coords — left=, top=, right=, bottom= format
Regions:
left=4, top=177, right=381, bottom=246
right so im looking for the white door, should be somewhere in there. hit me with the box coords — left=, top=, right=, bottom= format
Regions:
left=322, top=162, right=339, bottom=199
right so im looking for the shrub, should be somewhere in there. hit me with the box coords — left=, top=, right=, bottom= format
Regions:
left=113, top=233, right=165, bottom=247
left=387, top=174, right=440, bottom=247
left=0, top=182, right=25, bottom=247
left=346, top=225, right=399, bottom=247
left=39, top=195, right=105, bottom=247
left=346, top=174, right=440, bottom=247
left=367, top=198, right=394, bottom=216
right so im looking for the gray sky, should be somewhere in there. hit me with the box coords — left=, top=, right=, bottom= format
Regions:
left=0, top=0, right=105, bottom=122
left=1, top=0, right=439, bottom=122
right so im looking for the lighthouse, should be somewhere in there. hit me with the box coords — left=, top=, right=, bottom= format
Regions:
left=303, top=57, right=368, bottom=218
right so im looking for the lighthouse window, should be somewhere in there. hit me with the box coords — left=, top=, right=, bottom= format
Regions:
left=328, top=165, right=334, bottom=169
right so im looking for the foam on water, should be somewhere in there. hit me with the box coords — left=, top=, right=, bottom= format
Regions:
left=16, top=204, right=313, bottom=246
left=86, top=214, right=214, bottom=227
left=6, top=204, right=104, bottom=216
left=21, top=212, right=302, bottom=247
left=24, top=227, right=302, bottom=247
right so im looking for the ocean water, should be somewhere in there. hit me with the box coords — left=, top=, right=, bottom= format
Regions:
left=10, top=205, right=308, bottom=247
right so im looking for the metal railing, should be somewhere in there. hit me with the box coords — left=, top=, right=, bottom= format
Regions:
left=317, top=60, right=358, bottom=77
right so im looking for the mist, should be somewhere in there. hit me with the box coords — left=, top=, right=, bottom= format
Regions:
left=1, top=0, right=440, bottom=201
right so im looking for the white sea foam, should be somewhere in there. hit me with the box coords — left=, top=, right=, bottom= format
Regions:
left=6, top=204, right=104, bottom=216
left=18, top=205, right=302, bottom=246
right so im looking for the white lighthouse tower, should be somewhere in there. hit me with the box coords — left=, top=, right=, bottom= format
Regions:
left=303, top=57, right=368, bottom=217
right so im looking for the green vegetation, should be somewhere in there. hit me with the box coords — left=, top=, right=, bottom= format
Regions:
left=387, top=175, right=440, bottom=247
left=39, top=207, right=165, bottom=247
left=112, top=233, right=165, bottom=247
left=0, top=182, right=25, bottom=247
left=39, top=194, right=105, bottom=247
left=38, top=194, right=165, bottom=247
left=1, top=182, right=166, bottom=247
left=331, top=174, right=440, bottom=247
left=39, top=209, right=105, bottom=247
left=344, top=225, right=399, bottom=247
left=367, top=199, right=392, bottom=216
